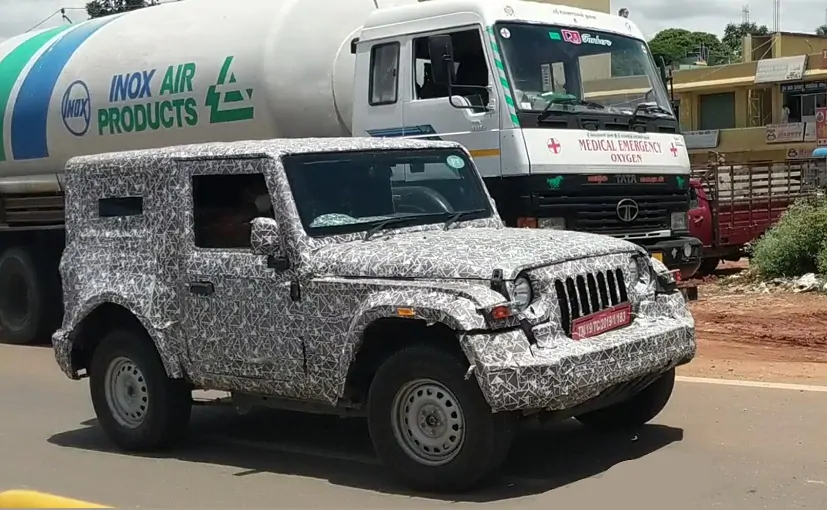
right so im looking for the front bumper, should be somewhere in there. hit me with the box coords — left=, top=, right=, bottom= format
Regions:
left=644, top=236, right=702, bottom=280
left=461, top=292, right=695, bottom=412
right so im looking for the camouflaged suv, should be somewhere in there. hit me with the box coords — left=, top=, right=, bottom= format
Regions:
left=54, top=138, right=696, bottom=493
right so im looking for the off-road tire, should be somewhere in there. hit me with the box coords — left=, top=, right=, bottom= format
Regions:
left=367, top=344, right=515, bottom=493
left=0, top=247, right=56, bottom=345
left=90, top=328, right=191, bottom=451
left=576, top=368, right=676, bottom=431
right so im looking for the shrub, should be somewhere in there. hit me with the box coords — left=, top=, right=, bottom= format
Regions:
left=751, top=195, right=827, bottom=278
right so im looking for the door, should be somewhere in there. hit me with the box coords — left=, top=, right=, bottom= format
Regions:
left=402, top=27, right=502, bottom=179
left=179, top=160, right=305, bottom=389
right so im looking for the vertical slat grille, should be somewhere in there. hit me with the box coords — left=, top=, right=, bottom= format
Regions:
left=555, top=268, right=628, bottom=336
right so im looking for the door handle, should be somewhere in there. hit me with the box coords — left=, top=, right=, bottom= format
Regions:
left=189, top=281, right=214, bottom=296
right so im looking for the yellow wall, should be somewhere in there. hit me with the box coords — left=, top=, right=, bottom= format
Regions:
left=775, top=34, right=827, bottom=59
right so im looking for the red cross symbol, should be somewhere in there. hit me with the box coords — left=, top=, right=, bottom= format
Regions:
left=669, top=143, right=678, bottom=157
left=547, top=138, right=561, bottom=154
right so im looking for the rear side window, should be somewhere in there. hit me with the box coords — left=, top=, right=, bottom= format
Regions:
left=369, top=42, right=399, bottom=105
left=98, top=196, right=143, bottom=217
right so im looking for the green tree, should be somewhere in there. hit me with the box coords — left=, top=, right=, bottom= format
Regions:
left=86, top=0, right=151, bottom=19
left=817, top=25, right=827, bottom=36
left=722, top=22, right=769, bottom=62
left=648, top=28, right=727, bottom=67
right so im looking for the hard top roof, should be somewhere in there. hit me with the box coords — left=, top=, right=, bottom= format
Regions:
left=361, top=0, right=645, bottom=43
left=65, top=137, right=464, bottom=172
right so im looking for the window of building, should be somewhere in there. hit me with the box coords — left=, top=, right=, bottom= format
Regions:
left=781, top=81, right=827, bottom=123
left=192, top=173, right=274, bottom=249
left=412, top=29, right=489, bottom=108
left=698, top=92, right=736, bottom=130
left=98, top=196, right=143, bottom=218
left=369, top=42, right=399, bottom=105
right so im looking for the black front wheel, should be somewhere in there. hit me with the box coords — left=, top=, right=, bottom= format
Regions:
left=576, top=368, right=676, bottom=431
left=90, top=328, right=191, bottom=451
left=367, top=344, right=515, bottom=493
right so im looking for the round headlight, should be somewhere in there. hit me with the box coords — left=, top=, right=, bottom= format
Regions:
left=626, top=258, right=639, bottom=284
left=513, top=276, right=533, bottom=309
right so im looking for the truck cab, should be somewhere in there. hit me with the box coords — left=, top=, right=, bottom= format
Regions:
left=351, top=0, right=702, bottom=279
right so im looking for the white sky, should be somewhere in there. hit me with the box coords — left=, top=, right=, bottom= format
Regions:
left=0, top=0, right=823, bottom=43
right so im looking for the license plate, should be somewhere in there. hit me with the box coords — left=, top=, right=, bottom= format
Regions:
left=652, top=252, right=663, bottom=262
left=571, top=303, right=632, bottom=340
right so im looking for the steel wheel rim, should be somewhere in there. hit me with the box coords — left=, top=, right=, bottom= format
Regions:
left=104, top=356, right=149, bottom=429
left=391, top=378, right=466, bottom=466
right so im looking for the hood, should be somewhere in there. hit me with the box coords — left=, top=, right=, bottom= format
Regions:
left=308, top=227, right=640, bottom=280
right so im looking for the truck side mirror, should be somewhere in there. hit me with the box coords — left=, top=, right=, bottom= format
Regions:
left=657, top=56, right=667, bottom=87
left=428, top=34, right=456, bottom=85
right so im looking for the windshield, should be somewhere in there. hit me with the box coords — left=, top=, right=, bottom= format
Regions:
left=494, top=22, right=673, bottom=116
left=283, top=149, right=493, bottom=237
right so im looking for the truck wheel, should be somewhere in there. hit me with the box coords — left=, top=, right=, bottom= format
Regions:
left=697, top=257, right=720, bottom=276
left=576, top=368, right=675, bottom=431
left=0, top=247, right=47, bottom=345
left=367, top=344, right=515, bottom=493
left=89, top=328, right=191, bottom=451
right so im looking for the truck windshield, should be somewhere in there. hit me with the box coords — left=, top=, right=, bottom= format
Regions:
left=494, top=22, right=673, bottom=117
left=283, top=149, right=493, bottom=237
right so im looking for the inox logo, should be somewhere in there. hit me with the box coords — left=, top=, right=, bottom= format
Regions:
left=61, top=80, right=92, bottom=136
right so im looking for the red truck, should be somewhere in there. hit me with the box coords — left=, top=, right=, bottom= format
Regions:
left=688, top=160, right=818, bottom=275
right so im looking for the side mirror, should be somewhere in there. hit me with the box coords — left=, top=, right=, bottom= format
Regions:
left=428, top=34, right=456, bottom=85
left=657, top=56, right=667, bottom=86
left=250, top=217, right=282, bottom=256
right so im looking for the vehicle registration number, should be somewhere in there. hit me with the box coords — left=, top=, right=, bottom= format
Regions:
left=571, top=303, right=632, bottom=340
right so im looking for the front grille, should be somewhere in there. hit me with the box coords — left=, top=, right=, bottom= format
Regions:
left=534, top=191, right=687, bottom=234
left=554, top=268, right=628, bottom=336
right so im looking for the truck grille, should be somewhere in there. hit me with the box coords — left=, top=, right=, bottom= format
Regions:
left=554, top=268, right=628, bottom=336
left=534, top=190, right=688, bottom=234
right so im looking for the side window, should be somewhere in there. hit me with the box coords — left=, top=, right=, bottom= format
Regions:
left=413, top=29, right=489, bottom=106
left=369, top=42, right=399, bottom=105
left=192, top=173, right=274, bottom=249
left=98, top=196, right=143, bottom=217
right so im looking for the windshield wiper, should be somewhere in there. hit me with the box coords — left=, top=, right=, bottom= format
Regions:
left=629, top=102, right=673, bottom=124
left=443, top=208, right=487, bottom=230
left=363, top=214, right=443, bottom=241
left=538, top=96, right=606, bottom=121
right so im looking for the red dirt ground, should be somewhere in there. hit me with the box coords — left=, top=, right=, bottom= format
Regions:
left=679, top=259, right=827, bottom=384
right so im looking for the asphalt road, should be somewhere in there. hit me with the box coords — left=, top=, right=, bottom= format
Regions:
left=2, top=343, right=826, bottom=509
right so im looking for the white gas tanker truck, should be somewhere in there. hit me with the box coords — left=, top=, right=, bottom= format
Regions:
left=0, top=0, right=700, bottom=344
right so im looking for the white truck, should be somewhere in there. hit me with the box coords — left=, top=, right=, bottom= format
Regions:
left=0, top=0, right=700, bottom=345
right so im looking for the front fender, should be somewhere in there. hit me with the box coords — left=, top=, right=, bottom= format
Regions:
left=333, top=286, right=495, bottom=398
left=55, top=291, right=183, bottom=379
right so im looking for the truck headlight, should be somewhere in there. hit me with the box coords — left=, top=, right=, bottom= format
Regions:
left=670, top=212, right=688, bottom=231
left=512, top=276, right=533, bottom=309
left=538, top=217, right=566, bottom=230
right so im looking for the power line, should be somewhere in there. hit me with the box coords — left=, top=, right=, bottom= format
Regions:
left=22, top=1, right=182, bottom=36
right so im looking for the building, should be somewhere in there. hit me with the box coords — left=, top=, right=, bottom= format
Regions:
left=581, top=32, right=827, bottom=166
left=672, top=32, right=827, bottom=166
